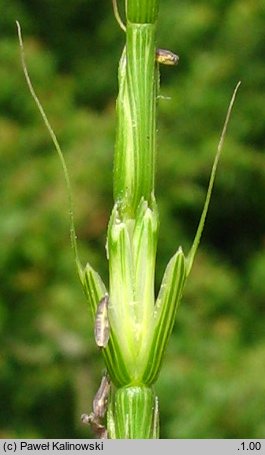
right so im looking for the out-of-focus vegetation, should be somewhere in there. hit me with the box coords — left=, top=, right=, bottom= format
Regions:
left=0, top=0, right=264, bottom=438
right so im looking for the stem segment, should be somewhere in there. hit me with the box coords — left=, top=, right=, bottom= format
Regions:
left=113, top=23, right=157, bottom=216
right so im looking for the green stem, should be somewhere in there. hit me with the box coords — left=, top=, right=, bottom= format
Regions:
left=126, top=0, right=159, bottom=24
left=107, top=386, right=159, bottom=438
left=113, top=22, right=157, bottom=217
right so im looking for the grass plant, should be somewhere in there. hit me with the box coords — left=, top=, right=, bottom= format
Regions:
left=17, top=0, right=240, bottom=439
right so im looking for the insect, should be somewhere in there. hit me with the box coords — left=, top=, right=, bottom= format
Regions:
left=156, top=48, right=179, bottom=66
left=81, top=373, right=111, bottom=439
left=93, top=373, right=111, bottom=418
left=94, top=294, right=110, bottom=348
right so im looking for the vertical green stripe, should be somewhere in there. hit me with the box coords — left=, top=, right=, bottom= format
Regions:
left=142, top=250, right=186, bottom=384
left=127, top=0, right=159, bottom=24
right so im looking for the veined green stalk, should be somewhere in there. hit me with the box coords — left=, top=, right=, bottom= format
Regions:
left=17, top=0, right=240, bottom=438
left=113, top=23, right=157, bottom=214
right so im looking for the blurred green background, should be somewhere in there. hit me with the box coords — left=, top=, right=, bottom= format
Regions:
left=0, top=0, right=265, bottom=438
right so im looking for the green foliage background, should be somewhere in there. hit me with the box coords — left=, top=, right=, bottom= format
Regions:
left=0, top=0, right=265, bottom=438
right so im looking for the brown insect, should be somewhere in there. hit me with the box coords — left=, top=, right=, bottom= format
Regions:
left=81, top=373, right=111, bottom=439
left=92, top=373, right=111, bottom=418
